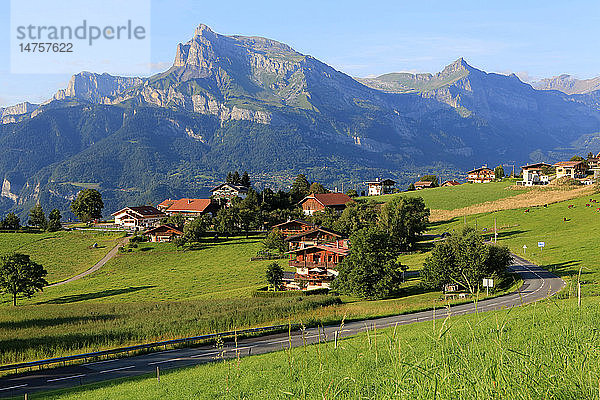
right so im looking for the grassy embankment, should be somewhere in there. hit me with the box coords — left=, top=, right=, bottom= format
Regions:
left=37, top=297, right=600, bottom=400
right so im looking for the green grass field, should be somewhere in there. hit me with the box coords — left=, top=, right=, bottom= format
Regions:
left=37, top=297, right=600, bottom=400
left=425, top=192, right=600, bottom=296
left=0, top=231, right=122, bottom=283
left=361, top=180, right=523, bottom=209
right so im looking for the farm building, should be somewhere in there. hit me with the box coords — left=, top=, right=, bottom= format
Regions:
left=414, top=180, right=435, bottom=190
left=441, top=180, right=461, bottom=187
left=272, top=219, right=315, bottom=237
left=286, top=241, right=349, bottom=290
left=143, top=225, right=184, bottom=243
left=285, top=226, right=345, bottom=250
left=298, top=193, right=353, bottom=216
left=365, top=178, right=396, bottom=196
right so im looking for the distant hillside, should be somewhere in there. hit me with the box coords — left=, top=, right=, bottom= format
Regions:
left=2, top=25, right=600, bottom=219
left=533, top=74, right=600, bottom=95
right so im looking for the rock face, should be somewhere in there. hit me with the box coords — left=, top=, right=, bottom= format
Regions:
left=2, top=24, right=600, bottom=218
left=1, top=102, right=39, bottom=124
left=532, top=74, right=600, bottom=95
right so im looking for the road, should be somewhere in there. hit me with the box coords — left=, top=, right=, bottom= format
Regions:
left=0, top=255, right=564, bottom=398
left=47, top=237, right=129, bottom=287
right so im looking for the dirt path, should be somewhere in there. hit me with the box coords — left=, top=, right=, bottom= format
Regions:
left=47, top=236, right=130, bottom=287
left=430, top=186, right=596, bottom=222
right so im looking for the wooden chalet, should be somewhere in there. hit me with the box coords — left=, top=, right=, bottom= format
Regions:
left=519, top=162, right=552, bottom=186
left=365, top=178, right=396, bottom=196
left=285, top=227, right=345, bottom=250
left=467, top=166, right=494, bottom=183
left=441, top=180, right=461, bottom=187
left=554, top=161, right=587, bottom=179
left=272, top=219, right=315, bottom=237
left=299, top=193, right=353, bottom=216
left=286, top=242, right=350, bottom=290
left=159, top=198, right=218, bottom=218
left=210, top=183, right=249, bottom=203
left=414, top=180, right=434, bottom=190
left=143, top=225, right=183, bottom=243
left=111, top=206, right=165, bottom=229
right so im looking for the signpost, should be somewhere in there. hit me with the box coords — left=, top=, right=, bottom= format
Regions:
left=538, top=241, right=545, bottom=253
left=523, top=244, right=527, bottom=255
left=483, top=278, right=494, bottom=296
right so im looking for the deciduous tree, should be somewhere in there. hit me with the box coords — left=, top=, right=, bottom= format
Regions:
left=46, top=209, right=62, bottom=232
left=0, top=253, right=48, bottom=306
left=378, top=196, right=429, bottom=252
left=265, top=262, right=284, bottom=291
left=70, top=189, right=104, bottom=222
left=28, top=203, right=46, bottom=229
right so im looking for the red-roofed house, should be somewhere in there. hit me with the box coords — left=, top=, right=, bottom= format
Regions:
left=285, top=227, right=345, bottom=250
left=160, top=198, right=218, bottom=218
left=414, top=181, right=434, bottom=190
left=298, top=193, right=353, bottom=216
left=441, top=180, right=461, bottom=187
left=286, top=241, right=350, bottom=290
left=143, top=225, right=184, bottom=243
left=157, top=199, right=176, bottom=212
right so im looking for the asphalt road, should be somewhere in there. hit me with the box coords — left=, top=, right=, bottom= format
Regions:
left=0, top=255, right=564, bottom=398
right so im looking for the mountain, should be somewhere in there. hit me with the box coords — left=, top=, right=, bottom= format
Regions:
left=1, top=25, right=600, bottom=219
left=533, top=74, right=600, bottom=95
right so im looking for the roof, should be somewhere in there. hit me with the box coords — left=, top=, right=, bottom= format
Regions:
left=285, top=227, right=343, bottom=242
left=522, top=162, right=553, bottom=170
left=165, top=198, right=213, bottom=213
left=300, top=193, right=353, bottom=207
left=287, top=243, right=350, bottom=256
left=144, top=224, right=184, bottom=235
left=467, top=167, right=494, bottom=174
left=554, top=161, right=585, bottom=167
left=210, top=183, right=249, bottom=193
left=442, top=180, right=461, bottom=186
left=112, top=206, right=165, bottom=218
left=272, top=219, right=314, bottom=229
left=157, top=199, right=175, bottom=209
left=414, top=181, right=434, bottom=187
left=365, top=178, right=396, bottom=185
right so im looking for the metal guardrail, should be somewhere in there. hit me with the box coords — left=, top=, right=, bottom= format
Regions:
left=0, top=323, right=299, bottom=374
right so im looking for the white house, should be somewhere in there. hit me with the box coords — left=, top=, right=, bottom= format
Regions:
left=519, top=162, right=551, bottom=186
left=111, top=206, right=165, bottom=229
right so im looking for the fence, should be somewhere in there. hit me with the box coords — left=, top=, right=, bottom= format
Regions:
left=0, top=323, right=299, bottom=374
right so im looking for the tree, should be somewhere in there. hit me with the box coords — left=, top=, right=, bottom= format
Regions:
left=309, top=182, right=328, bottom=194
left=241, top=171, right=251, bottom=188
left=420, top=175, right=439, bottom=187
left=214, top=206, right=241, bottom=237
left=333, top=201, right=378, bottom=236
left=290, top=174, right=310, bottom=201
left=494, top=165, right=505, bottom=180
left=71, top=189, right=104, bottom=222
left=46, top=209, right=62, bottom=232
left=407, top=183, right=416, bottom=191
left=263, top=229, right=287, bottom=253
left=587, top=152, right=595, bottom=159
left=1, top=213, right=21, bottom=230
left=265, top=262, right=284, bottom=290
left=378, top=196, right=430, bottom=252
left=307, top=208, right=339, bottom=230
left=163, top=213, right=186, bottom=230
left=570, top=155, right=585, bottom=162
left=345, top=189, right=358, bottom=198
left=421, top=227, right=512, bottom=293
left=0, top=253, right=48, bottom=306
left=332, top=227, right=404, bottom=299
left=28, top=203, right=46, bottom=229
left=183, top=215, right=211, bottom=243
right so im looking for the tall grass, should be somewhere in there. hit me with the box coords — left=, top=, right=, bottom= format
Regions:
left=40, top=297, right=600, bottom=399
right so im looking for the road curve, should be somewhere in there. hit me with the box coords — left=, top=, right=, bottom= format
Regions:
left=0, top=255, right=564, bottom=398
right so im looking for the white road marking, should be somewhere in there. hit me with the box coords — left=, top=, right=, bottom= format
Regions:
left=148, top=358, right=182, bottom=365
left=47, top=374, right=85, bottom=383
left=0, top=384, right=28, bottom=391
left=190, top=351, right=221, bottom=358
left=83, top=358, right=120, bottom=366
left=99, top=365, right=135, bottom=374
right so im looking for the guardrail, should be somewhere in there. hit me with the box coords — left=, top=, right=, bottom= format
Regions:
left=0, top=323, right=299, bottom=374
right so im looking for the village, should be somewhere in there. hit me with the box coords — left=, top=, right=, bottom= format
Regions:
left=107, top=152, right=600, bottom=292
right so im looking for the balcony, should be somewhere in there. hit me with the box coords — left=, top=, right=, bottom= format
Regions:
left=289, top=261, right=337, bottom=269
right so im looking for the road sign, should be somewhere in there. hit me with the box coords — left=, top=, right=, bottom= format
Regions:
left=483, top=278, right=494, bottom=288
left=538, top=242, right=545, bottom=247
left=523, top=244, right=527, bottom=254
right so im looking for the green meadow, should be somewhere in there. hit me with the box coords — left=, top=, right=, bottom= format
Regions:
left=37, top=297, right=600, bottom=400
left=361, top=179, right=523, bottom=209
left=0, top=231, right=122, bottom=283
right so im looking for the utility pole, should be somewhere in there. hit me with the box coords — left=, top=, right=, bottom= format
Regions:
left=494, top=218, right=497, bottom=243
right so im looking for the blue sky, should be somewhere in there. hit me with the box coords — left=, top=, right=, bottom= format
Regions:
left=1, top=0, right=599, bottom=107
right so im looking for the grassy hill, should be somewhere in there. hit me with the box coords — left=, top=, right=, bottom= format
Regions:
left=38, top=297, right=600, bottom=399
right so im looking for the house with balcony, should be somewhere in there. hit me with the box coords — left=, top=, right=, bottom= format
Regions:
left=467, top=166, right=495, bottom=183
left=112, top=206, right=165, bottom=230
left=158, top=198, right=218, bottom=218
left=414, top=180, right=435, bottom=190
left=365, top=178, right=396, bottom=196
left=518, top=162, right=552, bottom=186
left=272, top=219, right=315, bottom=237
left=210, top=183, right=249, bottom=205
left=554, top=161, right=587, bottom=179
left=285, top=226, right=345, bottom=250
left=143, top=224, right=184, bottom=243
left=286, top=241, right=350, bottom=290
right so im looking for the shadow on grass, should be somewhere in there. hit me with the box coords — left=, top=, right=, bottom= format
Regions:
left=0, top=315, right=117, bottom=330
left=544, top=260, right=584, bottom=276
left=37, top=286, right=156, bottom=305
